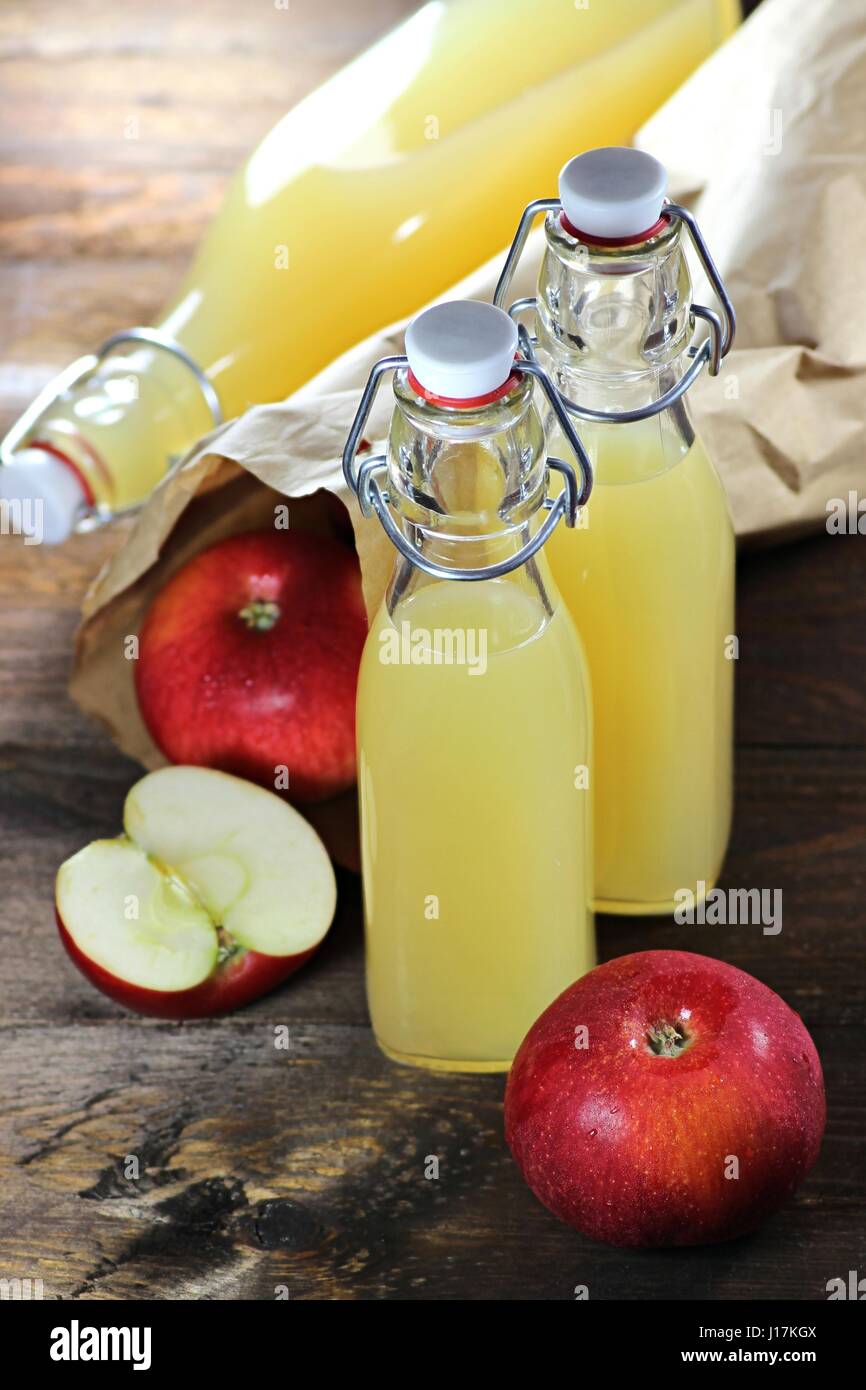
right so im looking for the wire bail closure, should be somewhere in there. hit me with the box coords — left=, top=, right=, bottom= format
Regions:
left=492, top=197, right=736, bottom=424
left=0, top=327, right=224, bottom=530
left=342, top=353, right=593, bottom=584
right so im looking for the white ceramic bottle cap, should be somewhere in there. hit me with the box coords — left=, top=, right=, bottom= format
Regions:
left=559, top=147, right=668, bottom=239
left=405, top=300, right=518, bottom=399
left=0, top=447, right=88, bottom=544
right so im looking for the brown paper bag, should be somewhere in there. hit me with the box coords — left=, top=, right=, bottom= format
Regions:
left=71, top=0, right=866, bottom=862
left=635, top=0, right=866, bottom=543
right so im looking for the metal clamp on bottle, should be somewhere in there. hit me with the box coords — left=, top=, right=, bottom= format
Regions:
left=0, top=327, right=223, bottom=531
left=342, top=325, right=593, bottom=584
left=1, top=327, right=223, bottom=473
left=492, top=149, right=736, bottom=426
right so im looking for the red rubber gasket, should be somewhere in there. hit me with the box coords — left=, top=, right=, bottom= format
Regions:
left=559, top=210, right=671, bottom=248
left=407, top=361, right=523, bottom=409
left=26, top=438, right=99, bottom=506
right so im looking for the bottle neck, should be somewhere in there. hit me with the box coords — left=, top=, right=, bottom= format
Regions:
left=387, top=368, right=548, bottom=559
left=536, top=213, right=693, bottom=416
left=13, top=344, right=214, bottom=513
left=382, top=368, right=560, bottom=614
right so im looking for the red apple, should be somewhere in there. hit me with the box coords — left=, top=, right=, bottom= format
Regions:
left=56, top=766, right=336, bottom=1018
left=135, top=527, right=368, bottom=803
left=505, top=950, right=825, bottom=1247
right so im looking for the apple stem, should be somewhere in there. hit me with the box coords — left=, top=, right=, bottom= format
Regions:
left=239, top=599, right=280, bottom=631
left=646, top=1021, right=691, bottom=1057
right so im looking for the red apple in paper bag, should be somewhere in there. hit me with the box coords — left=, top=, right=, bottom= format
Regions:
left=505, top=951, right=825, bottom=1247
left=135, top=528, right=368, bottom=802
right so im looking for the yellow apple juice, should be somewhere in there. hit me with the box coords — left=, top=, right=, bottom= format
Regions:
left=546, top=420, right=734, bottom=913
left=358, top=574, right=593, bottom=1069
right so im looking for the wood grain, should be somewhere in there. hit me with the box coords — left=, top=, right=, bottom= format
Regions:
left=1, top=1020, right=859, bottom=1301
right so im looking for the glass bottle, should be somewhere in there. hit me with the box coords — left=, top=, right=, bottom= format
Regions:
left=496, top=147, right=736, bottom=915
left=344, top=300, right=595, bottom=1071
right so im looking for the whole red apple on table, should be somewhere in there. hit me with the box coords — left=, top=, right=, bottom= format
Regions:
left=135, top=528, right=368, bottom=803
left=55, top=766, right=337, bottom=1019
left=505, top=950, right=825, bottom=1248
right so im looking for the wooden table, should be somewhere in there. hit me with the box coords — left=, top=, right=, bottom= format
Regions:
left=1, top=0, right=862, bottom=1302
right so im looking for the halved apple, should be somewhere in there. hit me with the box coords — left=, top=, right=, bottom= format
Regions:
left=56, top=766, right=337, bottom=1018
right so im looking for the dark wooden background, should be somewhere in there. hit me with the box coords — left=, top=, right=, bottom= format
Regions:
left=1, top=0, right=862, bottom=1301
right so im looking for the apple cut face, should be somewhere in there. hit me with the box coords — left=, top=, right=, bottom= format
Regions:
left=56, top=766, right=337, bottom=1012
left=123, top=765, right=336, bottom=958
left=57, top=837, right=219, bottom=992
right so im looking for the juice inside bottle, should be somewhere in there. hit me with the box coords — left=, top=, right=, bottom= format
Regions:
left=360, top=574, right=593, bottom=1069
left=2, top=0, right=737, bottom=539
left=350, top=301, right=594, bottom=1070
left=526, top=148, right=735, bottom=914
left=546, top=418, right=734, bottom=912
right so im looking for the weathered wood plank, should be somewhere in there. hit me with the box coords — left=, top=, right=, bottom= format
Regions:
left=0, top=1021, right=860, bottom=1301
left=736, top=534, right=866, bottom=748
